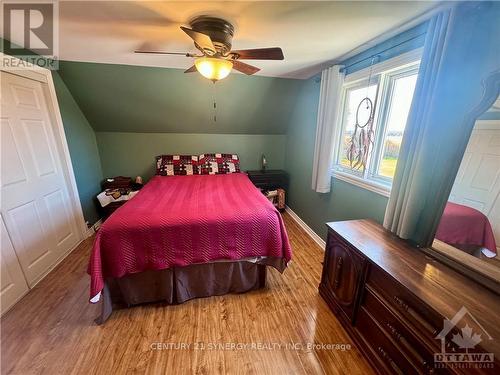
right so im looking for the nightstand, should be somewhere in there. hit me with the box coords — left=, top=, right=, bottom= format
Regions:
left=247, top=170, right=289, bottom=191
left=98, top=176, right=141, bottom=221
left=247, top=170, right=289, bottom=211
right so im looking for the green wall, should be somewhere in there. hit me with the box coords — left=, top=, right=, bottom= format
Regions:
left=56, top=60, right=302, bottom=186
left=55, top=58, right=389, bottom=233
left=52, top=73, right=103, bottom=224
left=57, top=61, right=304, bottom=134
left=282, top=20, right=433, bottom=239
left=284, top=77, right=388, bottom=239
left=2, top=38, right=396, bottom=231
left=96, top=132, right=286, bottom=180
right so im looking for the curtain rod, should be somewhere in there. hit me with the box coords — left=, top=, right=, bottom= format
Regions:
left=341, top=32, right=426, bottom=72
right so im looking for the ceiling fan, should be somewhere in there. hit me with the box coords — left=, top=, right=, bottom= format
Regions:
left=135, top=16, right=284, bottom=82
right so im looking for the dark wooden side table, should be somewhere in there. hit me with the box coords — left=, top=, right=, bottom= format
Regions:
left=247, top=170, right=289, bottom=211
left=246, top=170, right=289, bottom=191
left=99, top=176, right=136, bottom=220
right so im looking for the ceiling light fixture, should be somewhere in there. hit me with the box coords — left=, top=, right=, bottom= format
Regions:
left=194, top=57, right=233, bottom=82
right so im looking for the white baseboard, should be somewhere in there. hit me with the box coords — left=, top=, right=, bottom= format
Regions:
left=285, top=206, right=326, bottom=250
left=85, top=219, right=102, bottom=239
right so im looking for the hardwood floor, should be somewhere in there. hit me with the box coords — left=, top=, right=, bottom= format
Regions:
left=1, top=213, right=374, bottom=375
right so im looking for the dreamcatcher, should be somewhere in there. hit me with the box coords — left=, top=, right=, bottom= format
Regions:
left=346, top=57, right=377, bottom=170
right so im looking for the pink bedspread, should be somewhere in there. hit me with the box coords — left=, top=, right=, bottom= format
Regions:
left=435, top=202, right=497, bottom=255
left=88, top=173, right=292, bottom=301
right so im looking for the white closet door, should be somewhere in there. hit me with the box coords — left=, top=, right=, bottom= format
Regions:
left=450, top=120, right=500, bottom=248
left=1, top=214, right=29, bottom=314
left=1, top=71, right=80, bottom=287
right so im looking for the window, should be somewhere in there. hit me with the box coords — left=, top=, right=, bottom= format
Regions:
left=338, top=80, right=379, bottom=173
left=333, top=55, right=420, bottom=195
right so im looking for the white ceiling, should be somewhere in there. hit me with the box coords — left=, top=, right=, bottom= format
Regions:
left=9, top=1, right=438, bottom=79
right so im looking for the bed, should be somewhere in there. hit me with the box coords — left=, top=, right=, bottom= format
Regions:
left=435, top=202, right=497, bottom=258
left=88, top=172, right=292, bottom=323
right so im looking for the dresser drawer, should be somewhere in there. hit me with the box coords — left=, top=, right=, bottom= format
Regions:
left=367, top=265, right=442, bottom=343
left=356, top=306, right=419, bottom=375
left=363, top=287, right=439, bottom=374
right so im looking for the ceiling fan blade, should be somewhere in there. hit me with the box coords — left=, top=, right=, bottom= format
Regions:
left=184, top=65, right=197, bottom=73
left=231, top=47, right=284, bottom=60
left=135, top=50, right=193, bottom=57
left=232, top=60, right=260, bottom=75
left=180, top=26, right=216, bottom=54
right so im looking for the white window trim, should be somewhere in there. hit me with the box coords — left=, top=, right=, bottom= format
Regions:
left=331, top=48, right=423, bottom=197
left=343, top=48, right=423, bottom=84
left=334, top=170, right=391, bottom=197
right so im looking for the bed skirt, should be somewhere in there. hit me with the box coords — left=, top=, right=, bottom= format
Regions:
left=95, top=261, right=269, bottom=324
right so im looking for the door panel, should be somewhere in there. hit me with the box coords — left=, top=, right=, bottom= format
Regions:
left=1, top=119, right=28, bottom=187
left=323, top=233, right=365, bottom=322
left=22, top=119, right=57, bottom=177
left=470, top=154, right=500, bottom=191
left=44, top=189, right=73, bottom=246
left=1, top=71, right=80, bottom=287
left=7, top=200, right=52, bottom=276
left=11, top=83, right=41, bottom=109
left=0, top=215, right=29, bottom=315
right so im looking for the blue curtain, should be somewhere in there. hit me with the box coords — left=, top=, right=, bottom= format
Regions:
left=384, top=2, right=500, bottom=247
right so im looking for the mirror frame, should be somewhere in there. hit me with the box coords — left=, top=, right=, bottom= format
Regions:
left=427, top=70, right=500, bottom=294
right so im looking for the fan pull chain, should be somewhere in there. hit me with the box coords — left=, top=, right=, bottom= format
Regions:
left=212, top=81, right=217, bottom=123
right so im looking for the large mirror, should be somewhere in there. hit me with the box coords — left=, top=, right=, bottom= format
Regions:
left=432, top=94, right=500, bottom=290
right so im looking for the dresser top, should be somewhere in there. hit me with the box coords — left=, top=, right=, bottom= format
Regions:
left=327, top=219, right=500, bottom=354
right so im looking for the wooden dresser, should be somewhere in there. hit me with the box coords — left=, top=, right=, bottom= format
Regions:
left=319, top=219, right=500, bottom=375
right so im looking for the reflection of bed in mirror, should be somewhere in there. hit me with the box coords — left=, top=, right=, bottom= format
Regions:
left=436, top=202, right=497, bottom=257
left=436, top=95, right=500, bottom=266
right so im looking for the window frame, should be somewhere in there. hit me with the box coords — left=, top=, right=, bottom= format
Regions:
left=369, top=64, right=420, bottom=184
left=332, top=48, right=422, bottom=196
left=334, top=76, right=381, bottom=179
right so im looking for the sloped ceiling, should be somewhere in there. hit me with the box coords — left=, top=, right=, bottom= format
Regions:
left=58, top=61, right=309, bottom=134
left=38, top=1, right=435, bottom=78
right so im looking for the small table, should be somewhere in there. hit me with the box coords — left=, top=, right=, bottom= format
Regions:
left=247, top=170, right=289, bottom=211
left=98, top=176, right=141, bottom=220
left=246, top=170, right=289, bottom=191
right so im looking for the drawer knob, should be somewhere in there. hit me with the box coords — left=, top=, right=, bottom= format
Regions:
left=385, top=321, right=402, bottom=340
left=393, top=296, right=409, bottom=311
left=377, top=346, right=403, bottom=375
left=384, top=321, right=433, bottom=373
left=392, top=296, right=437, bottom=336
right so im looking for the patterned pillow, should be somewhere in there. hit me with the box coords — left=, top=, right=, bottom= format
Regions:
left=198, top=153, right=240, bottom=175
left=155, top=155, right=199, bottom=176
